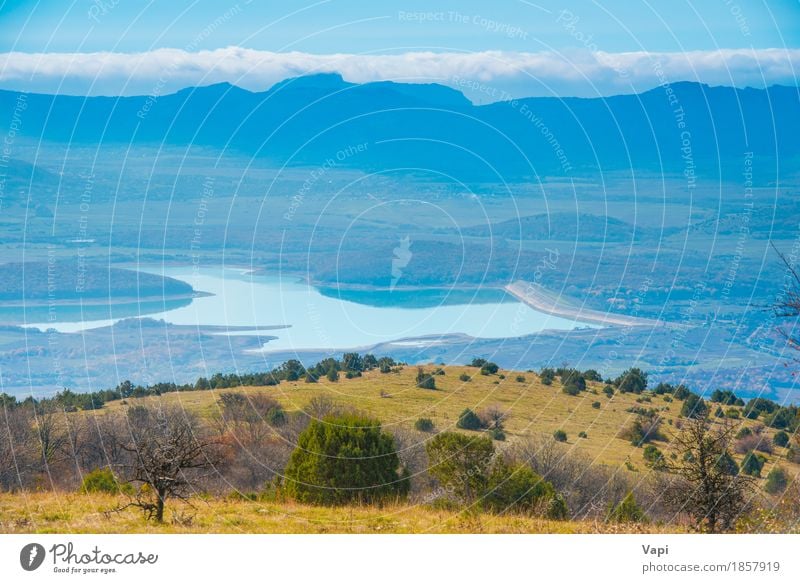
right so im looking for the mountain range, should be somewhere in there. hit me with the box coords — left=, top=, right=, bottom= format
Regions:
left=1, top=75, right=798, bottom=180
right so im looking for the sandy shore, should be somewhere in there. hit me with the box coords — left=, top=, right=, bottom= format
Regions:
left=505, top=280, right=665, bottom=328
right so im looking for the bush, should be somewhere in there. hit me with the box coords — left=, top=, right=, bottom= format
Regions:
left=515, top=375, right=526, bottom=383
left=607, top=492, right=647, bottom=523
left=539, top=368, right=555, bottom=385
left=603, top=385, right=615, bottom=398
left=457, top=408, right=484, bottom=431
left=621, top=415, right=662, bottom=446
left=680, top=393, right=707, bottom=419
left=583, top=369, right=603, bottom=382
left=673, top=385, right=691, bottom=400
left=773, top=431, right=790, bottom=447
left=578, top=431, right=588, bottom=439
left=736, top=427, right=752, bottom=439
left=480, top=362, right=499, bottom=375
left=488, top=427, right=506, bottom=441
left=459, top=373, right=471, bottom=382
left=470, top=358, right=488, bottom=368
left=426, top=432, right=494, bottom=505
left=765, top=466, right=789, bottom=494
left=562, top=383, right=581, bottom=396
left=80, top=467, right=129, bottom=495
left=485, top=459, right=567, bottom=519
left=553, top=429, right=567, bottom=442
left=326, top=368, right=339, bottom=382
left=614, top=368, right=648, bottom=394
left=415, top=418, right=435, bottom=432
left=592, top=401, right=601, bottom=409
left=283, top=414, right=409, bottom=505
left=415, top=367, right=436, bottom=390
left=741, top=451, right=766, bottom=477
left=725, top=408, right=740, bottom=419
left=642, top=445, right=666, bottom=470
left=735, top=434, right=773, bottom=455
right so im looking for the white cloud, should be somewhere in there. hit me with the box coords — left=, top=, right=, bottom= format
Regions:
left=0, top=47, right=797, bottom=102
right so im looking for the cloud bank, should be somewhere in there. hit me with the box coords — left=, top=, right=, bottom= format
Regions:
left=0, top=47, right=797, bottom=102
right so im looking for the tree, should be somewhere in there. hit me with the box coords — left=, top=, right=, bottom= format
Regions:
left=426, top=432, right=494, bottom=506
left=607, top=492, right=647, bottom=523
left=119, top=406, right=219, bottom=522
left=539, top=368, right=555, bottom=385
left=615, top=368, right=648, bottom=394
left=774, top=431, right=790, bottom=447
left=741, top=451, right=765, bottom=477
left=283, top=414, right=408, bottom=505
left=765, top=466, right=789, bottom=494
left=680, top=393, right=708, bottom=419
left=663, top=413, right=754, bottom=532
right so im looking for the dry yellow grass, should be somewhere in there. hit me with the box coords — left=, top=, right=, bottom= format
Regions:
left=0, top=492, right=685, bottom=534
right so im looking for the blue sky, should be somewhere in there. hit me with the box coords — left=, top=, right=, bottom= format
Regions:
left=1, top=0, right=798, bottom=53
left=0, top=0, right=798, bottom=99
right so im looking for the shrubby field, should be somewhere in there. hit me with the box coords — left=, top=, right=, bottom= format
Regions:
left=2, top=354, right=799, bottom=534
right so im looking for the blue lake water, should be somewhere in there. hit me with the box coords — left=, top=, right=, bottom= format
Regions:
left=18, top=266, right=586, bottom=350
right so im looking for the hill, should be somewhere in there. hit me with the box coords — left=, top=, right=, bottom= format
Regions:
left=99, top=363, right=794, bottom=473
left=1, top=78, right=797, bottom=180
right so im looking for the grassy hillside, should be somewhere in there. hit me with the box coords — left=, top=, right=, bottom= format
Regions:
left=102, top=364, right=795, bottom=477
left=0, top=492, right=684, bottom=534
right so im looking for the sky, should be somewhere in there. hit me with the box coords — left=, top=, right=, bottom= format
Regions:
left=0, top=0, right=798, bottom=100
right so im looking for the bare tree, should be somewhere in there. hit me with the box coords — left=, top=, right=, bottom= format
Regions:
left=118, top=405, right=220, bottom=522
left=771, top=242, right=800, bottom=349
left=0, top=407, right=33, bottom=490
left=663, top=412, right=754, bottom=532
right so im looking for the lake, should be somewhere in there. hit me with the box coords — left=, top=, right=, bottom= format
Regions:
left=18, top=266, right=588, bottom=350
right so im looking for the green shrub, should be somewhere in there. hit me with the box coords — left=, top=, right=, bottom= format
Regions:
left=415, top=367, right=436, bottom=390
left=607, top=492, right=648, bottom=523
left=488, top=427, right=506, bottom=441
left=457, top=408, right=484, bottom=431
left=459, top=373, right=471, bottom=382
left=426, top=432, right=494, bottom=505
left=642, top=445, right=666, bottom=470
left=765, top=466, right=789, bottom=494
left=283, top=413, right=409, bottom=505
left=578, top=431, right=588, bottom=439
left=539, top=368, right=555, bottom=385
left=485, top=459, right=567, bottom=519
left=553, top=429, right=567, bottom=442
left=592, top=401, right=601, bottom=409
left=680, top=393, right=707, bottom=419
left=736, top=427, right=753, bottom=439
left=562, top=383, right=581, bottom=396
left=326, top=367, right=339, bottom=382
left=741, top=451, right=766, bottom=477
left=725, top=408, right=740, bottom=419
left=614, top=368, right=648, bottom=394
left=515, top=375, right=526, bottom=383
left=480, top=362, right=499, bottom=375
left=603, top=385, right=615, bottom=398
left=673, top=385, right=691, bottom=400
left=414, top=418, right=435, bottom=432
left=773, top=431, right=790, bottom=447
left=80, top=468, right=130, bottom=495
